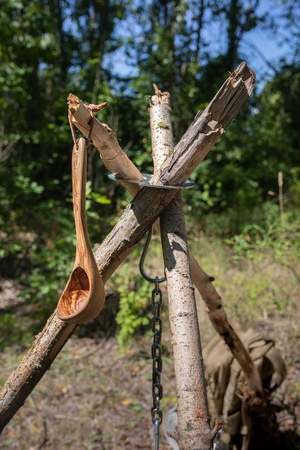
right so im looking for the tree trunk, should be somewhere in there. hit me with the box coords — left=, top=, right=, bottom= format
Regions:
left=194, top=0, right=205, bottom=63
left=226, top=0, right=240, bottom=72
left=92, top=0, right=110, bottom=103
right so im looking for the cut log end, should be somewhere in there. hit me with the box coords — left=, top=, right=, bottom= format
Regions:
left=231, top=62, right=256, bottom=95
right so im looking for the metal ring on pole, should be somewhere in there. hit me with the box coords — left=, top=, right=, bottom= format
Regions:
left=108, top=173, right=195, bottom=190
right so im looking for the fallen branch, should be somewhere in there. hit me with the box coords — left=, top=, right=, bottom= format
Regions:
left=0, top=63, right=256, bottom=432
left=188, top=255, right=263, bottom=399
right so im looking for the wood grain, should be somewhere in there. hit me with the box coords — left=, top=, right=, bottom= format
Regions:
left=56, top=138, right=105, bottom=323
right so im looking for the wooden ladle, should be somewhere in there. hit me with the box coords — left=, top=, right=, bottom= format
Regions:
left=56, top=138, right=105, bottom=323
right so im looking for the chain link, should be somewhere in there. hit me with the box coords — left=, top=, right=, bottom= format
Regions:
left=139, top=228, right=164, bottom=450
left=151, top=277, right=163, bottom=449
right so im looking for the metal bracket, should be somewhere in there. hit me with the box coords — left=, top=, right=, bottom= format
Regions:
left=108, top=173, right=195, bottom=189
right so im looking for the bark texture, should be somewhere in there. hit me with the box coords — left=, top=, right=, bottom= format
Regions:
left=151, top=90, right=217, bottom=449
left=161, top=197, right=219, bottom=449
left=150, top=62, right=255, bottom=188
left=149, top=89, right=173, bottom=172
left=0, top=63, right=256, bottom=432
left=67, top=93, right=143, bottom=197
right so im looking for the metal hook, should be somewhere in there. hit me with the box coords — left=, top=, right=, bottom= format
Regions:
left=139, top=226, right=166, bottom=284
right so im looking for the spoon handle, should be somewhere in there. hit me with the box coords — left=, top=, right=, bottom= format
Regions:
left=72, top=138, right=91, bottom=263
left=56, top=138, right=105, bottom=323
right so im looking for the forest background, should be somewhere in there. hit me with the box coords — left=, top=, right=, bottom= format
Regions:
left=0, top=0, right=300, bottom=448
left=1, top=0, right=300, bottom=345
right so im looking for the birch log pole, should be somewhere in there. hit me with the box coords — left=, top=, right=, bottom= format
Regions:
left=0, top=63, right=256, bottom=432
left=150, top=88, right=219, bottom=449
left=69, top=66, right=262, bottom=400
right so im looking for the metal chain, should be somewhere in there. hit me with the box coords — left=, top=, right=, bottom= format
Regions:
left=139, top=227, right=164, bottom=450
left=151, top=277, right=163, bottom=449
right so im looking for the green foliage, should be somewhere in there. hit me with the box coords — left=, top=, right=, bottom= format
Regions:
left=0, top=310, right=37, bottom=351
left=18, top=211, right=75, bottom=312
left=112, top=261, right=151, bottom=348
left=188, top=223, right=299, bottom=328
left=0, top=0, right=300, bottom=338
left=226, top=214, right=300, bottom=283
left=223, top=213, right=300, bottom=317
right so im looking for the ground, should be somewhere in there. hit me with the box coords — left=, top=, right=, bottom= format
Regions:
left=0, top=286, right=299, bottom=449
left=0, top=234, right=299, bottom=449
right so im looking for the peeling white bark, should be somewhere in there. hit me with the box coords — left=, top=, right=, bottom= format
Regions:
left=150, top=91, right=218, bottom=449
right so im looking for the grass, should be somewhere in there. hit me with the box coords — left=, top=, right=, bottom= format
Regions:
left=0, top=224, right=299, bottom=448
left=188, top=230, right=299, bottom=326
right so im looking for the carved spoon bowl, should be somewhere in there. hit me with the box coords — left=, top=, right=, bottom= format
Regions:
left=56, top=138, right=105, bottom=323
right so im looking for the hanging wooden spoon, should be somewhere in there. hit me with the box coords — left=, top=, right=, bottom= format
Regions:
left=56, top=138, right=105, bottom=323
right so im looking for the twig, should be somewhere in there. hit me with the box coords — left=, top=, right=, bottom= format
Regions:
left=278, top=171, right=285, bottom=228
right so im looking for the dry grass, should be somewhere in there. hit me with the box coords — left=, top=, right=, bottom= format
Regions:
left=0, top=234, right=299, bottom=449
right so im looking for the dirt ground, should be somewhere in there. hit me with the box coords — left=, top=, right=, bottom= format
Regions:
left=0, top=281, right=299, bottom=449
